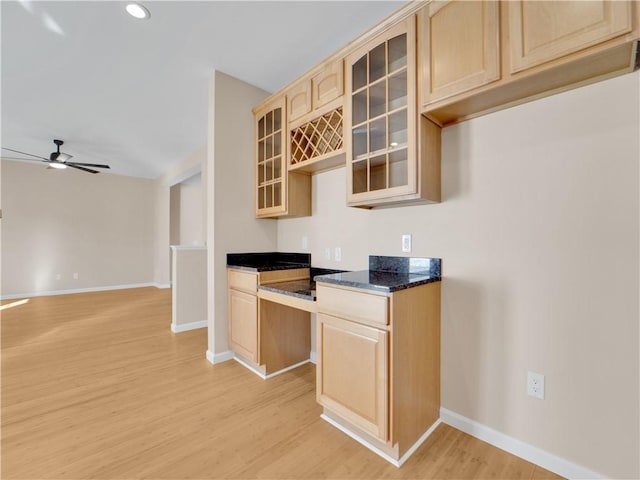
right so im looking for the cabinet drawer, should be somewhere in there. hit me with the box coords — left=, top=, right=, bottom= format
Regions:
left=228, top=269, right=258, bottom=294
left=317, top=284, right=389, bottom=327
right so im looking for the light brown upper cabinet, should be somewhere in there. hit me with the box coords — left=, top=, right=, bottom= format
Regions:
left=509, top=1, right=633, bottom=73
left=421, top=0, right=639, bottom=126
left=254, top=96, right=311, bottom=218
left=419, top=0, right=500, bottom=107
left=346, top=17, right=441, bottom=208
left=288, top=59, right=346, bottom=174
left=287, top=59, right=344, bottom=128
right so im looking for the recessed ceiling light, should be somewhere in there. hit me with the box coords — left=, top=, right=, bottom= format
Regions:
left=125, top=2, right=150, bottom=20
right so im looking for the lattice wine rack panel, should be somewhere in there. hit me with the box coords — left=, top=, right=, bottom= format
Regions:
left=290, top=108, right=343, bottom=166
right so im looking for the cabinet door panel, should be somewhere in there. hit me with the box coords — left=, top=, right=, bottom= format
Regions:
left=312, top=60, right=344, bottom=109
left=287, top=81, right=312, bottom=124
left=421, top=0, right=500, bottom=105
left=228, top=289, right=258, bottom=363
left=317, top=313, right=388, bottom=441
left=509, top=0, right=632, bottom=73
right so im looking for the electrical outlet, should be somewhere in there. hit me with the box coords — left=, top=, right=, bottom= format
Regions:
left=324, top=248, right=331, bottom=260
left=527, top=371, right=545, bottom=399
left=334, top=247, right=342, bottom=262
left=402, top=234, right=412, bottom=253
left=73, top=272, right=79, bottom=280
left=302, top=236, right=308, bottom=251
left=55, top=273, right=61, bottom=280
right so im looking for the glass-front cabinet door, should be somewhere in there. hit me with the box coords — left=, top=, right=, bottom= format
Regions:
left=346, top=18, right=417, bottom=206
left=255, top=97, right=287, bottom=217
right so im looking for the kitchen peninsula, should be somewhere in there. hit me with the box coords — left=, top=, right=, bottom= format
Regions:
left=227, top=252, right=442, bottom=466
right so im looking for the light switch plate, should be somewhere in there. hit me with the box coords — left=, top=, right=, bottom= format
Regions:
left=402, top=234, right=412, bottom=253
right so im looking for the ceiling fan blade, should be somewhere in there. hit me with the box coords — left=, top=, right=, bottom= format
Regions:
left=67, top=162, right=110, bottom=169
left=1, top=147, right=49, bottom=161
left=1, top=156, right=46, bottom=163
left=67, top=164, right=99, bottom=174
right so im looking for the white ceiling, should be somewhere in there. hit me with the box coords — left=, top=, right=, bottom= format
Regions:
left=1, top=0, right=406, bottom=178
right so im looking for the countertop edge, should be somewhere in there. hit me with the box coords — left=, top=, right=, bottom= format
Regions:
left=227, top=264, right=310, bottom=273
left=315, top=274, right=441, bottom=293
left=258, top=283, right=315, bottom=302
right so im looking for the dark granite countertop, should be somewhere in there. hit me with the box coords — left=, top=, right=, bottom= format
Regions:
left=227, top=252, right=310, bottom=272
left=258, top=268, right=346, bottom=301
left=315, top=256, right=442, bottom=293
left=230, top=253, right=442, bottom=296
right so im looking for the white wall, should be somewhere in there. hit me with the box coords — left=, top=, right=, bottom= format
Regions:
left=1, top=161, right=156, bottom=296
left=208, top=71, right=277, bottom=357
left=277, top=72, right=640, bottom=479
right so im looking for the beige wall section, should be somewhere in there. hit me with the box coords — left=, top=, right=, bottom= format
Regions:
left=169, top=184, right=181, bottom=246
left=177, top=174, right=203, bottom=245
left=277, top=72, right=640, bottom=479
left=153, top=179, right=170, bottom=287
left=155, top=147, right=207, bottom=287
left=1, top=161, right=156, bottom=296
left=171, top=246, right=207, bottom=328
left=158, top=147, right=206, bottom=187
left=169, top=178, right=203, bottom=246
left=207, top=71, right=277, bottom=357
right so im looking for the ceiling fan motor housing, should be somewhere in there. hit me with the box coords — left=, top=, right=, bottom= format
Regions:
left=50, top=139, right=65, bottom=161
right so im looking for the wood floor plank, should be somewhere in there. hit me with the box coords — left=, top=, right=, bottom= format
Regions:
left=1, top=287, right=563, bottom=479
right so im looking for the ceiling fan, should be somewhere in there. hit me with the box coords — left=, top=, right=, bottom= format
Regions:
left=1, top=139, right=111, bottom=174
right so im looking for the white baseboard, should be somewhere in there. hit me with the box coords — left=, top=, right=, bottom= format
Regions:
left=206, top=349, right=234, bottom=364
left=153, top=283, right=171, bottom=289
left=232, top=355, right=310, bottom=380
left=309, top=351, right=317, bottom=364
left=1, top=282, right=162, bottom=300
left=171, top=320, right=207, bottom=333
left=397, top=419, right=442, bottom=466
left=320, top=413, right=441, bottom=467
left=440, top=408, right=605, bottom=480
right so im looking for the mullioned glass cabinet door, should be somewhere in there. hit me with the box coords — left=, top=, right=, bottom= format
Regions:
left=255, top=99, right=286, bottom=217
left=346, top=17, right=417, bottom=206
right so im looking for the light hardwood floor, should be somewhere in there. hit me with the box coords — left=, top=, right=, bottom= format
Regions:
left=1, top=287, right=563, bottom=479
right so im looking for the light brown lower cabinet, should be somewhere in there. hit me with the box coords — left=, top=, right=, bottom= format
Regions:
left=227, top=268, right=311, bottom=376
left=316, top=281, right=441, bottom=462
